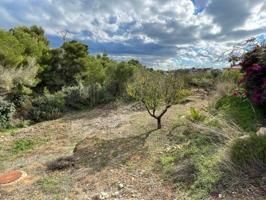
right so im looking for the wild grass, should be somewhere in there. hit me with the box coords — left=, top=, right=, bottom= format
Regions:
left=11, top=139, right=34, bottom=154
left=159, top=106, right=250, bottom=200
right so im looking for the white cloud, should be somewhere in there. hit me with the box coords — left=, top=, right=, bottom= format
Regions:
left=0, top=0, right=265, bottom=68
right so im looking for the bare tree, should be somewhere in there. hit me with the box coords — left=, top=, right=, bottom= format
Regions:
left=58, top=30, right=71, bottom=43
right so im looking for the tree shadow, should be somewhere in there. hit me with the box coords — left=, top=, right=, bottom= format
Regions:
left=47, top=129, right=157, bottom=172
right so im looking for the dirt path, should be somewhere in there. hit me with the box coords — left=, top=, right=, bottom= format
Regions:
left=0, top=96, right=208, bottom=200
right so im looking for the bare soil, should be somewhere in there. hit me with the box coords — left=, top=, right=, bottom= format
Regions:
left=0, top=94, right=264, bottom=200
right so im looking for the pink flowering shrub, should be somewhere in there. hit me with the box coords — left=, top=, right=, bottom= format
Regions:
left=240, top=45, right=266, bottom=116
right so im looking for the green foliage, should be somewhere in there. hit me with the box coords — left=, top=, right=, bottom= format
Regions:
left=37, top=177, right=60, bottom=192
left=0, top=57, right=39, bottom=103
left=0, top=100, right=15, bottom=129
left=230, top=135, right=266, bottom=168
left=105, top=61, right=136, bottom=96
left=0, top=29, right=24, bottom=67
left=30, top=92, right=65, bottom=122
left=128, top=70, right=188, bottom=109
left=128, top=69, right=189, bottom=128
left=84, top=56, right=106, bottom=85
left=188, top=70, right=219, bottom=91
left=38, top=41, right=89, bottom=91
left=215, top=95, right=263, bottom=131
left=11, top=139, right=34, bottom=154
left=219, top=70, right=243, bottom=83
left=160, top=155, right=176, bottom=169
left=63, top=84, right=113, bottom=110
left=189, top=107, right=205, bottom=122
left=161, top=125, right=226, bottom=200
left=10, top=26, right=48, bottom=60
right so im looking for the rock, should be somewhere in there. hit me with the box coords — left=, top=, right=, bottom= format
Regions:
left=256, top=127, right=266, bottom=137
left=100, top=192, right=110, bottom=199
left=218, top=194, right=223, bottom=198
left=118, top=183, right=124, bottom=190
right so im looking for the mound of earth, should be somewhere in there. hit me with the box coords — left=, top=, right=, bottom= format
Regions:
left=47, top=134, right=150, bottom=172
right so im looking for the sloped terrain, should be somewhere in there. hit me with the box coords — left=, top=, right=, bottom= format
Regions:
left=0, top=95, right=265, bottom=200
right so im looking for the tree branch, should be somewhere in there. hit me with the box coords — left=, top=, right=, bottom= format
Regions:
left=141, top=100, right=155, bottom=118
left=158, top=105, right=172, bottom=119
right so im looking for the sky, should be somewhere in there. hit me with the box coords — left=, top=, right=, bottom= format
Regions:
left=0, top=0, right=266, bottom=69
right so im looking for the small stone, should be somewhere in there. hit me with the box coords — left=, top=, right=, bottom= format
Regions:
left=256, top=127, right=266, bottom=137
left=118, top=183, right=124, bottom=190
left=218, top=194, right=222, bottom=198
left=100, top=192, right=109, bottom=199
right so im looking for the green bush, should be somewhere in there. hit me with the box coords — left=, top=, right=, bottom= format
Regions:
left=0, top=100, right=15, bottom=129
left=230, top=135, right=266, bottom=169
left=63, top=84, right=114, bottom=110
left=29, top=93, right=65, bottom=122
left=215, top=95, right=263, bottom=131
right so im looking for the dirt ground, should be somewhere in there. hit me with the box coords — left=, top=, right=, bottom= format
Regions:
left=0, top=94, right=264, bottom=200
left=0, top=98, right=200, bottom=200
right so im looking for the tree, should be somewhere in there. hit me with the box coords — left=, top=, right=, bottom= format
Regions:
left=105, top=61, right=136, bottom=96
left=0, top=58, right=38, bottom=99
left=37, top=40, right=90, bottom=92
left=0, top=29, right=24, bottom=67
left=9, top=26, right=49, bottom=60
left=127, top=69, right=189, bottom=129
left=83, top=56, right=105, bottom=85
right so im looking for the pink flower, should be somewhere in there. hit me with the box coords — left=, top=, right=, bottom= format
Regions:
left=251, top=64, right=262, bottom=71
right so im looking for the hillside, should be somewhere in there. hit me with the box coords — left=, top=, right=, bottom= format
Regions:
left=0, top=91, right=265, bottom=200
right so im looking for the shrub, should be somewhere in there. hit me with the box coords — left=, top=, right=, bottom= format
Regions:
left=29, top=92, right=65, bottom=122
left=240, top=45, right=266, bottom=117
left=230, top=135, right=266, bottom=171
left=63, top=84, right=114, bottom=110
left=0, top=100, right=15, bottom=129
left=215, top=95, right=263, bottom=131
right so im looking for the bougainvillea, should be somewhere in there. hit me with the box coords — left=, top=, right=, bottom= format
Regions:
left=240, top=45, right=266, bottom=117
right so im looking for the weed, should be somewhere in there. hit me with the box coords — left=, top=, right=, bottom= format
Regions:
left=11, top=139, right=34, bottom=154
left=37, top=176, right=60, bottom=193
left=160, top=155, right=175, bottom=169
left=189, top=107, right=205, bottom=122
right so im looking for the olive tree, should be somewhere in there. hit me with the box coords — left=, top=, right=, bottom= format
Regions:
left=0, top=58, right=38, bottom=99
left=127, top=69, right=189, bottom=129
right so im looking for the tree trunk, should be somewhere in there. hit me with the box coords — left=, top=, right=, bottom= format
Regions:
left=157, top=117, right=162, bottom=129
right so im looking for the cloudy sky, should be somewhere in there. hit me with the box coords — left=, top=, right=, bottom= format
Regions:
left=1, top=0, right=266, bottom=69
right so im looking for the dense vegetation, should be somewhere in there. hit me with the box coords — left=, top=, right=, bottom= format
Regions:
left=0, top=26, right=139, bottom=127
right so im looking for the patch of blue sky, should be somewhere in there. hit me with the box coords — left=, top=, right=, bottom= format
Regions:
left=191, top=0, right=209, bottom=15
